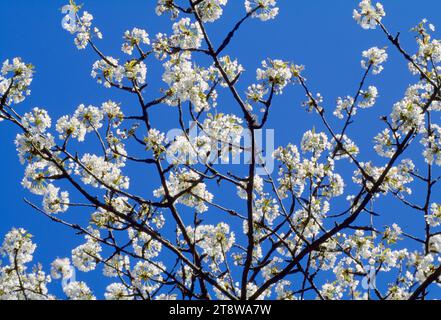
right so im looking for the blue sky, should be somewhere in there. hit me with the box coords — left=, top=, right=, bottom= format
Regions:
left=1, top=0, right=441, bottom=299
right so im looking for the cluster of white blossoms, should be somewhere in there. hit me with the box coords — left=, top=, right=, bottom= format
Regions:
left=409, top=19, right=441, bottom=74
left=42, top=184, right=70, bottom=214
left=132, top=261, right=166, bottom=296
left=374, top=128, right=398, bottom=158
left=64, top=281, right=95, bottom=300
left=0, top=229, right=53, bottom=300
left=144, top=128, right=167, bottom=159
left=334, top=96, right=354, bottom=120
left=91, top=196, right=133, bottom=229
left=359, top=86, right=378, bottom=108
left=426, top=203, right=441, bottom=227
left=245, top=0, right=279, bottom=21
left=51, top=258, right=74, bottom=280
left=361, top=47, right=388, bottom=75
left=256, top=59, right=293, bottom=94
left=200, top=113, right=244, bottom=161
left=170, top=18, right=203, bottom=50
left=300, top=129, right=331, bottom=158
left=153, top=169, right=213, bottom=213
left=121, top=28, right=150, bottom=55
left=56, top=101, right=122, bottom=141
left=0, top=58, right=34, bottom=105
left=61, top=3, right=102, bottom=49
left=421, top=124, right=441, bottom=166
left=272, top=130, right=346, bottom=214
left=129, top=228, right=163, bottom=259
left=72, top=236, right=102, bottom=272
left=353, top=159, right=415, bottom=195
left=185, top=223, right=235, bottom=266
left=104, top=283, right=132, bottom=300
left=91, top=57, right=147, bottom=88
left=155, top=0, right=180, bottom=20
left=76, top=153, right=130, bottom=190
left=334, top=86, right=378, bottom=120
left=353, top=0, right=385, bottom=30
left=212, top=55, right=245, bottom=88
left=195, top=0, right=229, bottom=23
left=162, top=53, right=213, bottom=112
left=390, top=94, right=425, bottom=134
left=15, top=110, right=72, bottom=215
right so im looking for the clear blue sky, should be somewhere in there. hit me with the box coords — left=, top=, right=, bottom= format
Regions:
left=1, top=0, right=441, bottom=299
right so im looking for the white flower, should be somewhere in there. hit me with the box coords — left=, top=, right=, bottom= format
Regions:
left=353, top=0, right=385, bottom=30
left=245, top=0, right=279, bottom=21
left=391, top=97, right=425, bottom=134
left=374, top=128, right=398, bottom=158
left=22, top=108, right=52, bottom=133
left=196, top=0, right=228, bottom=23
left=332, top=135, right=359, bottom=160
left=132, top=261, right=165, bottom=295
left=15, top=132, right=55, bottom=165
left=121, top=28, right=150, bottom=55
left=105, top=283, right=132, bottom=300
left=64, top=281, right=95, bottom=300
left=154, top=169, right=213, bottom=213
left=170, top=18, right=203, bottom=50
left=42, top=184, right=70, bottom=214
left=334, top=96, right=354, bottom=119
left=72, top=240, right=102, bottom=272
left=103, top=254, right=130, bottom=277
left=301, top=130, right=331, bottom=156
left=421, top=124, right=441, bottom=166
left=361, top=47, right=388, bottom=75
left=56, top=115, right=87, bottom=142
left=0, top=58, right=34, bottom=104
left=51, top=258, right=73, bottom=280
left=186, top=223, right=235, bottom=263
left=101, top=100, right=124, bottom=126
left=73, top=104, right=104, bottom=132
left=321, top=283, right=343, bottom=300
left=213, top=55, right=244, bottom=87
left=426, top=203, right=441, bottom=227
left=353, top=159, right=414, bottom=195
left=155, top=0, right=180, bottom=19
left=162, top=53, right=212, bottom=112
left=76, top=153, right=130, bottom=190
left=359, top=86, right=378, bottom=108
left=256, top=59, right=292, bottom=94
left=21, top=160, right=61, bottom=195
left=91, top=57, right=124, bottom=88
left=145, top=128, right=167, bottom=158
left=429, top=235, right=441, bottom=253
left=61, top=5, right=102, bottom=50
left=246, top=84, right=268, bottom=104
left=1, top=228, right=36, bottom=265
left=123, top=60, right=147, bottom=84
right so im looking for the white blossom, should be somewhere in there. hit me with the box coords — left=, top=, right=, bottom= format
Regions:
left=51, top=258, right=73, bottom=280
left=0, top=58, right=34, bottom=104
left=353, top=0, right=385, bottom=30
left=154, top=169, right=213, bottom=213
left=245, top=0, right=279, bottom=21
left=64, top=281, right=95, bottom=300
left=121, top=28, right=150, bottom=55
left=256, top=59, right=292, bottom=94
left=361, top=47, right=388, bottom=75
